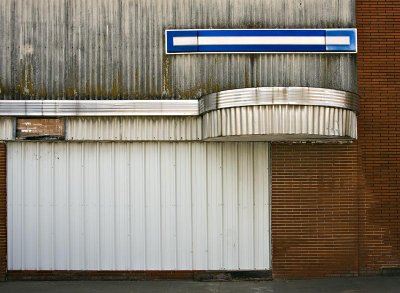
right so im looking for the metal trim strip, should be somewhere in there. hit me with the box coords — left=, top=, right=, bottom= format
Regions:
left=0, top=88, right=358, bottom=117
left=0, top=100, right=199, bottom=117
left=199, top=87, right=359, bottom=114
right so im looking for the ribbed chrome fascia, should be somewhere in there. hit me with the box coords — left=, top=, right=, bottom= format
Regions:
left=202, top=105, right=357, bottom=141
left=0, top=87, right=358, bottom=141
left=0, top=87, right=358, bottom=117
left=0, top=100, right=199, bottom=116
left=199, top=87, right=359, bottom=114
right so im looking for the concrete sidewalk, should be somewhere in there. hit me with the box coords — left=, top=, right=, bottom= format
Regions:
left=0, top=277, right=399, bottom=293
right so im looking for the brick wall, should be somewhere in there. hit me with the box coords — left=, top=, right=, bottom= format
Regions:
left=271, top=0, right=400, bottom=278
left=357, top=0, right=400, bottom=275
left=0, top=143, right=6, bottom=281
left=271, top=144, right=359, bottom=278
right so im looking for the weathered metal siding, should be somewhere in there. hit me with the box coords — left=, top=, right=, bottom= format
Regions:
left=67, top=117, right=202, bottom=141
left=64, top=106, right=357, bottom=142
left=0, top=0, right=356, bottom=100
left=0, top=118, right=15, bottom=140
left=202, top=106, right=357, bottom=140
left=7, top=141, right=270, bottom=270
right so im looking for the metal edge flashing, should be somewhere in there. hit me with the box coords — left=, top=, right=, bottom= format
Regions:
left=0, top=100, right=199, bottom=117
left=0, top=87, right=358, bottom=141
left=0, top=88, right=358, bottom=117
left=199, top=87, right=359, bottom=114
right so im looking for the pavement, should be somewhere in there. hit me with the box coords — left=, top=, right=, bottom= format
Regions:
left=0, top=277, right=399, bottom=293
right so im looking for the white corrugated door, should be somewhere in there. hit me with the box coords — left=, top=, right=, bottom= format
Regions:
left=7, top=142, right=270, bottom=270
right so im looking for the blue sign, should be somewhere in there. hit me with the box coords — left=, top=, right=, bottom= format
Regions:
left=165, top=29, right=357, bottom=54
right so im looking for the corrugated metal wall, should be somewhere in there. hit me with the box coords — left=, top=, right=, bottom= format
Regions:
left=67, top=117, right=202, bottom=141
left=202, top=105, right=357, bottom=140
left=0, top=0, right=356, bottom=100
left=0, top=118, right=14, bottom=140
left=7, top=141, right=270, bottom=270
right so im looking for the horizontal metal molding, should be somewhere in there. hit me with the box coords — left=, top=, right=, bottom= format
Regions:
left=0, top=87, right=358, bottom=141
left=0, top=87, right=359, bottom=117
left=0, top=100, right=199, bottom=116
left=199, top=87, right=359, bottom=114
left=1, top=105, right=357, bottom=142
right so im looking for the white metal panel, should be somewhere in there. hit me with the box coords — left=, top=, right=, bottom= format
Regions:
left=53, top=143, right=69, bottom=270
left=38, top=144, right=54, bottom=269
left=7, top=141, right=270, bottom=270
left=238, top=143, right=254, bottom=269
left=145, top=142, right=162, bottom=269
left=114, top=143, right=131, bottom=270
left=67, top=117, right=202, bottom=141
left=0, top=117, right=14, bottom=140
left=99, top=143, right=115, bottom=270
left=68, top=143, right=84, bottom=270
left=23, top=143, right=38, bottom=269
left=191, top=143, right=208, bottom=269
left=222, top=143, right=239, bottom=269
left=202, top=105, right=357, bottom=140
left=160, top=143, right=177, bottom=269
left=83, top=143, right=100, bottom=269
left=254, top=143, right=271, bottom=269
left=129, top=143, right=146, bottom=269
left=176, top=143, right=192, bottom=269
left=206, top=143, right=223, bottom=269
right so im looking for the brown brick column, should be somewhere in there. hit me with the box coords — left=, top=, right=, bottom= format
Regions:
left=271, top=144, right=359, bottom=278
left=357, top=0, right=400, bottom=275
left=271, top=0, right=400, bottom=279
left=0, top=143, right=6, bottom=281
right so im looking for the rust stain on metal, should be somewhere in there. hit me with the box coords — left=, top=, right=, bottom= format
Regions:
left=17, top=118, right=65, bottom=140
left=162, top=53, right=172, bottom=98
left=111, top=72, right=122, bottom=98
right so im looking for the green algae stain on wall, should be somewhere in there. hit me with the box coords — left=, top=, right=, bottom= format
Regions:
left=16, top=64, right=35, bottom=97
left=162, top=53, right=172, bottom=98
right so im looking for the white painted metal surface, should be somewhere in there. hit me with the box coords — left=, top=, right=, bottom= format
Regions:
left=0, top=117, right=14, bottom=140
left=197, top=36, right=327, bottom=45
left=7, top=142, right=270, bottom=270
left=67, top=117, right=202, bottom=141
left=202, top=105, right=357, bottom=141
left=0, top=100, right=199, bottom=116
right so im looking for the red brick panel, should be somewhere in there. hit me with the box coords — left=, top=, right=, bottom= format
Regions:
left=0, top=143, right=6, bottom=281
left=271, top=144, right=359, bottom=278
left=357, top=0, right=400, bottom=275
left=16, top=118, right=65, bottom=140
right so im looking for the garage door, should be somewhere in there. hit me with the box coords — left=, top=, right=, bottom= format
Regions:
left=7, top=142, right=270, bottom=270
